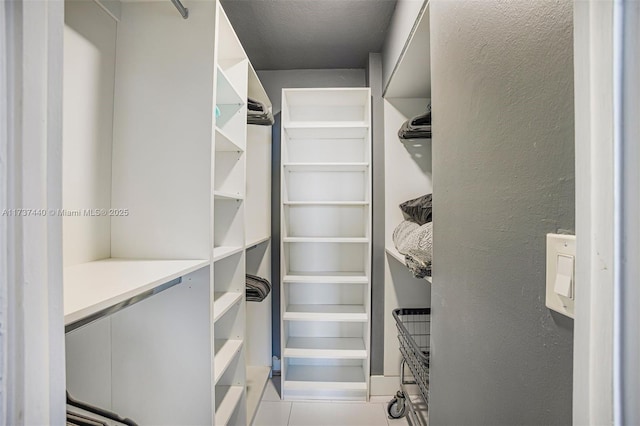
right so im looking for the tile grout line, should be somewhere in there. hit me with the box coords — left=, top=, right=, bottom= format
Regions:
left=286, top=401, right=294, bottom=426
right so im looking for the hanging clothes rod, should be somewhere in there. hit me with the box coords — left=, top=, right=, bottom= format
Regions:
left=171, top=0, right=189, bottom=19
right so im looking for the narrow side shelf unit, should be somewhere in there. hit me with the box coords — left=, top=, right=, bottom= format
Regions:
left=280, top=88, right=372, bottom=401
left=62, top=1, right=272, bottom=425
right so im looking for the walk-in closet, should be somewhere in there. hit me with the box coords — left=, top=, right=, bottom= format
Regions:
left=6, top=0, right=598, bottom=424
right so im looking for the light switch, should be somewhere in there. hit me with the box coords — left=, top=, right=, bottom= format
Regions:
left=546, top=233, right=576, bottom=318
left=554, top=254, right=574, bottom=299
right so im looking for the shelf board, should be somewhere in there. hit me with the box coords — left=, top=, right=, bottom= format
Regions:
left=283, top=162, right=368, bottom=172
left=283, top=272, right=368, bottom=284
left=386, top=247, right=432, bottom=283
left=213, top=246, right=244, bottom=262
left=214, top=190, right=244, bottom=201
left=246, top=236, right=270, bottom=249
left=246, top=366, right=271, bottom=424
left=284, top=337, right=367, bottom=359
left=215, top=127, right=244, bottom=152
left=214, top=385, right=244, bottom=426
left=283, top=123, right=369, bottom=139
left=216, top=65, right=244, bottom=106
left=283, top=304, right=367, bottom=322
left=64, top=259, right=209, bottom=327
left=283, top=201, right=369, bottom=206
left=284, top=365, right=367, bottom=391
left=284, top=237, right=368, bottom=244
left=214, top=339, right=244, bottom=384
left=213, top=291, right=243, bottom=323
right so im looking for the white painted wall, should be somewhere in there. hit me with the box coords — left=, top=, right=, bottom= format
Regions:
left=381, top=0, right=427, bottom=90
left=63, top=0, right=116, bottom=266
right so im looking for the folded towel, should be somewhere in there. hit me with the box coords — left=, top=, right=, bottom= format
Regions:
left=246, top=274, right=271, bottom=302
left=393, top=220, right=433, bottom=279
left=398, top=105, right=432, bottom=140
left=247, top=97, right=275, bottom=125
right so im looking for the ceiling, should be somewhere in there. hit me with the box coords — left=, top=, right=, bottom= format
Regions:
left=220, top=0, right=398, bottom=70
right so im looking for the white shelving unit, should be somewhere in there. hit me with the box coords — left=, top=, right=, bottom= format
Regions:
left=380, top=2, right=433, bottom=395
left=62, top=1, right=272, bottom=424
left=280, top=88, right=372, bottom=401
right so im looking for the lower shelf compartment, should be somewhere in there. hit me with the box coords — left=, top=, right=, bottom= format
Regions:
left=215, top=385, right=244, bottom=425
left=246, top=366, right=271, bottom=424
left=284, top=337, right=367, bottom=359
left=283, top=365, right=367, bottom=401
left=283, top=304, right=367, bottom=322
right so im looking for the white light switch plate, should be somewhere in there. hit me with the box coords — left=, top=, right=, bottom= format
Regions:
left=546, top=233, right=576, bottom=318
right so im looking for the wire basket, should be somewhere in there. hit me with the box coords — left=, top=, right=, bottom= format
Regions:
left=393, top=308, right=431, bottom=403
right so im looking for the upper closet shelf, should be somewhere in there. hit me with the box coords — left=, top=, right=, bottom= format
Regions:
left=283, top=272, right=368, bottom=284
left=283, top=201, right=369, bottom=206
left=386, top=246, right=432, bottom=283
left=215, top=127, right=244, bottom=152
left=64, top=258, right=209, bottom=328
left=216, top=65, right=244, bottom=106
left=213, top=246, right=245, bottom=262
left=283, top=237, right=368, bottom=244
left=284, top=124, right=369, bottom=139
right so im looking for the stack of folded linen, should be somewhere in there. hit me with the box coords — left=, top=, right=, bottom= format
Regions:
left=246, top=273, right=272, bottom=302
left=398, top=104, right=431, bottom=140
left=393, top=193, right=433, bottom=279
left=248, top=97, right=275, bottom=125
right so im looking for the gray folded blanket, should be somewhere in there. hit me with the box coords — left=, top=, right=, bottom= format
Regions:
left=393, top=220, right=433, bottom=279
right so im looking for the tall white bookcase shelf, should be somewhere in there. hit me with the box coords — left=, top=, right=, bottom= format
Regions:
left=62, top=1, right=272, bottom=424
left=280, top=88, right=372, bottom=401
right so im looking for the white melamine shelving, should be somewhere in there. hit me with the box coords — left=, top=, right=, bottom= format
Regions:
left=215, top=385, right=244, bottom=425
left=246, top=366, right=271, bottom=424
left=281, top=88, right=372, bottom=401
left=62, top=1, right=270, bottom=423
left=386, top=246, right=433, bottom=283
left=64, top=259, right=209, bottom=326
left=214, top=339, right=244, bottom=383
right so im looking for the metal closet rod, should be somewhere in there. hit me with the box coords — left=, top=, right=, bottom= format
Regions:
left=171, top=0, right=189, bottom=19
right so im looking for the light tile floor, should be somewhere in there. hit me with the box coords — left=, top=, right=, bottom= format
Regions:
left=253, top=378, right=426, bottom=426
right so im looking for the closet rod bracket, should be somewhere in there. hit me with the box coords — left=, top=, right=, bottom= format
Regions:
left=170, top=0, right=189, bottom=19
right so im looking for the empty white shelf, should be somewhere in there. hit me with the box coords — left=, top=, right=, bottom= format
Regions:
left=213, top=292, right=243, bottom=323
left=214, top=385, right=244, bottom=426
left=283, top=237, right=368, bottom=244
left=284, top=365, right=367, bottom=391
left=214, top=339, right=244, bottom=384
left=213, top=246, right=244, bottom=262
left=283, top=201, right=369, bottom=206
left=246, top=366, right=271, bottom=424
left=216, top=66, right=244, bottom=106
left=283, top=163, right=368, bottom=173
left=284, top=123, right=369, bottom=139
left=284, top=337, right=367, bottom=359
left=283, top=272, right=368, bottom=284
left=214, top=190, right=244, bottom=201
left=64, top=259, right=210, bottom=326
left=386, top=246, right=432, bottom=283
left=215, top=127, right=244, bottom=152
left=246, top=236, right=270, bottom=249
left=283, top=304, right=367, bottom=322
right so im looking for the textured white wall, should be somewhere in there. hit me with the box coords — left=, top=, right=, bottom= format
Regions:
left=429, top=1, right=575, bottom=424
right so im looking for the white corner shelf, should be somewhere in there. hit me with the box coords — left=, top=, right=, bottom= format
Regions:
left=386, top=246, right=432, bottom=283
left=246, top=236, right=270, bottom=249
left=63, top=259, right=210, bottom=326
left=214, top=385, right=244, bottom=426
left=283, top=304, right=367, bottom=322
left=283, top=237, right=368, bottom=244
left=246, top=366, right=271, bottom=424
left=215, top=127, right=244, bottom=153
left=214, top=339, right=244, bottom=384
left=283, top=365, right=367, bottom=391
left=213, top=291, right=243, bottom=323
left=216, top=65, right=244, bottom=106
left=214, top=190, right=244, bottom=201
left=284, top=337, right=367, bottom=359
left=213, top=246, right=245, bottom=263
